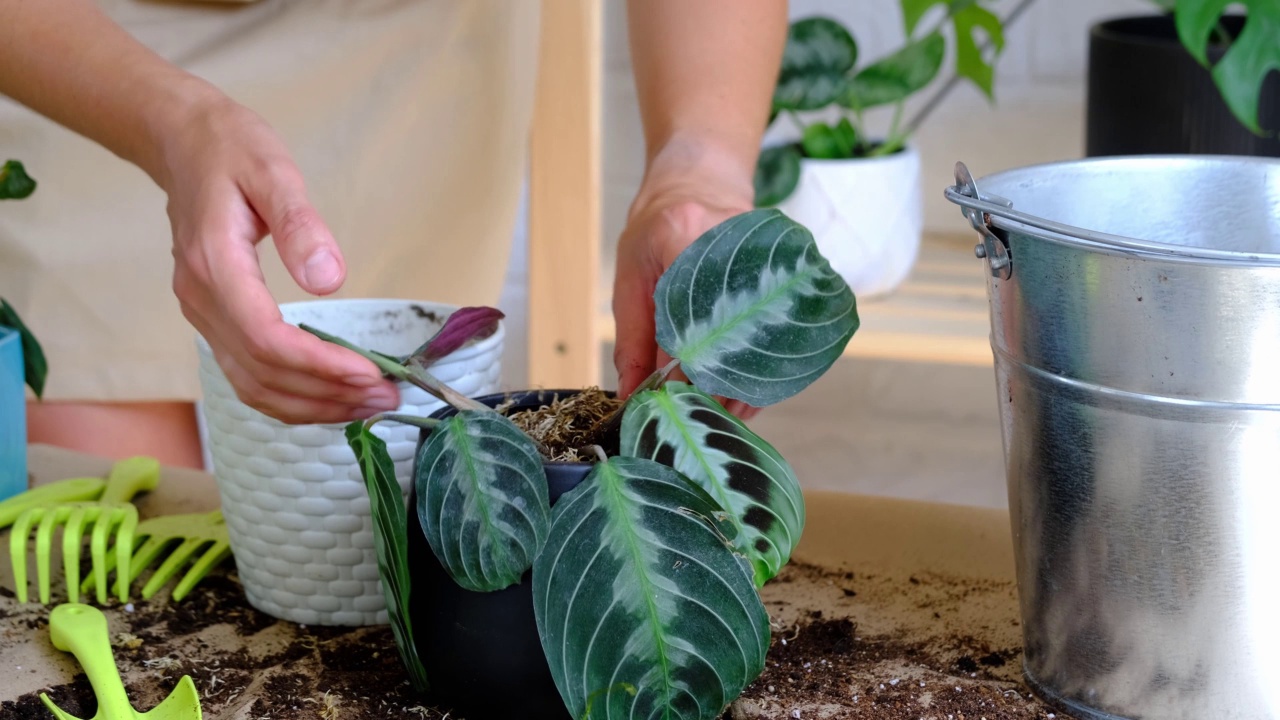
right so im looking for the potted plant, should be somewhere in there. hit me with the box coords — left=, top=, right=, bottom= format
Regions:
left=753, top=2, right=1013, bottom=299
left=195, top=299, right=506, bottom=627
left=301, top=208, right=860, bottom=718
left=1, top=159, right=46, bottom=503
left=1086, top=0, right=1279, bottom=157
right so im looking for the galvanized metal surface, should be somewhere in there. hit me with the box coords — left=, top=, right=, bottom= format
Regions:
left=947, top=156, right=1280, bottom=720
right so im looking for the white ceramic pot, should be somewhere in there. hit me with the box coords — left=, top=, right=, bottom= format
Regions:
left=775, top=144, right=923, bottom=299
left=196, top=298, right=504, bottom=626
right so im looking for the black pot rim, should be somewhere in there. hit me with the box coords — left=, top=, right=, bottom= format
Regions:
left=1090, top=13, right=1244, bottom=50
left=422, top=387, right=617, bottom=468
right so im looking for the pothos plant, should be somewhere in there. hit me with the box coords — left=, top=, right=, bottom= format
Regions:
left=0, top=159, right=48, bottom=399
left=302, top=208, right=859, bottom=719
left=1152, top=0, right=1279, bottom=137
left=755, top=1, right=1012, bottom=207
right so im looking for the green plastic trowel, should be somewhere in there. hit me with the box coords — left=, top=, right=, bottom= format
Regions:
left=39, top=603, right=203, bottom=720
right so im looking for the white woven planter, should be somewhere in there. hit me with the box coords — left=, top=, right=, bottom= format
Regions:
left=196, top=298, right=503, bottom=626
left=775, top=144, right=923, bottom=299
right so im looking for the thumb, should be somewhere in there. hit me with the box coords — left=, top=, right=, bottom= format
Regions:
left=242, top=163, right=346, bottom=296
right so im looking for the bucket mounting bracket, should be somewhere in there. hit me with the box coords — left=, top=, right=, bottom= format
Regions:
left=953, top=161, right=1013, bottom=279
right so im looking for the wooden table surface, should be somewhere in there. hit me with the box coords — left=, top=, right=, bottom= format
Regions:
left=1, top=445, right=1070, bottom=719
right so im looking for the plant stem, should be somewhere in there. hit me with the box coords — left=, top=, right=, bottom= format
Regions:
left=580, top=358, right=681, bottom=449
left=300, top=323, right=489, bottom=412
left=785, top=109, right=806, bottom=136
left=900, top=0, right=1039, bottom=138
left=591, top=445, right=609, bottom=464
left=365, top=413, right=440, bottom=431
left=868, top=102, right=907, bottom=157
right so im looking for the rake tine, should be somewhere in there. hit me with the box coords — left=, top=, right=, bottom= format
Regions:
left=34, top=509, right=64, bottom=605
left=80, top=532, right=156, bottom=597
left=61, top=507, right=90, bottom=604
left=9, top=509, right=41, bottom=603
left=140, top=537, right=204, bottom=600
left=88, top=509, right=117, bottom=605
left=112, top=508, right=139, bottom=602
left=167, top=539, right=232, bottom=602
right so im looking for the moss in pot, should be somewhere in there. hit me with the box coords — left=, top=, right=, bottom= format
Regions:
left=300, top=208, right=860, bottom=719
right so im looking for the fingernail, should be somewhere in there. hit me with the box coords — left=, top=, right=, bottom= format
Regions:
left=345, top=374, right=380, bottom=387
left=304, top=250, right=342, bottom=289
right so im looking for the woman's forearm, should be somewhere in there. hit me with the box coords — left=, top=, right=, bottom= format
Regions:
left=0, top=0, right=222, bottom=186
left=625, top=0, right=787, bottom=181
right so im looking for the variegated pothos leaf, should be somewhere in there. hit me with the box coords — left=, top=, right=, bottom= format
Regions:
left=533, top=456, right=769, bottom=720
left=620, top=382, right=802, bottom=587
left=655, top=208, right=858, bottom=407
left=415, top=410, right=550, bottom=592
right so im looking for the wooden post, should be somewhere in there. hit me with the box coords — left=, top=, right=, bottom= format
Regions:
left=527, top=0, right=602, bottom=389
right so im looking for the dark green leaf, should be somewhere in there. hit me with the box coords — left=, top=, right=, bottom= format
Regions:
left=773, top=17, right=858, bottom=111
left=753, top=145, right=802, bottom=207
left=655, top=208, right=860, bottom=407
left=952, top=3, right=1005, bottom=99
left=801, top=122, right=855, bottom=159
left=1176, top=0, right=1280, bottom=135
left=620, top=382, right=804, bottom=587
left=0, top=161, right=36, bottom=200
left=344, top=421, right=429, bottom=693
left=841, top=32, right=946, bottom=109
left=533, top=456, right=769, bottom=720
left=0, top=299, right=48, bottom=399
left=415, top=410, right=550, bottom=592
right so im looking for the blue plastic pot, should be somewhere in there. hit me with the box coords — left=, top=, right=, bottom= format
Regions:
left=0, top=326, right=26, bottom=501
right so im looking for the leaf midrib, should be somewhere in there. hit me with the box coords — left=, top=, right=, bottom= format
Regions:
left=675, top=255, right=813, bottom=366
left=656, top=394, right=749, bottom=553
left=600, top=463, right=674, bottom=714
left=452, top=416, right=505, bottom=582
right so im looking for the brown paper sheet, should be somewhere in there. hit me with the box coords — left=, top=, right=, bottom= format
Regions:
left=1, top=445, right=1071, bottom=719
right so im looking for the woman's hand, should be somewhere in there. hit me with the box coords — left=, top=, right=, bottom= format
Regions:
left=612, top=138, right=761, bottom=420
left=160, top=95, right=398, bottom=424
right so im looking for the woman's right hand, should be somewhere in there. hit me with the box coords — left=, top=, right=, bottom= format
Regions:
left=157, top=93, right=401, bottom=424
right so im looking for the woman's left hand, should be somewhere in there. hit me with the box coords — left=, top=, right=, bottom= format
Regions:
left=611, top=139, right=762, bottom=420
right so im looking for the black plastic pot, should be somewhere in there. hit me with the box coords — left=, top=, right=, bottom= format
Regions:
left=405, top=388, right=612, bottom=720
left=1085, top=14, right=1280, bottom=157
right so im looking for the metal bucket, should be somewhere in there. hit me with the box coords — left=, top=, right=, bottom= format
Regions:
left=944, top=156, right=1280, bottom=720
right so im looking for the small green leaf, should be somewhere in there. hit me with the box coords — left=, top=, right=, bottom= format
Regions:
left=620, top=382, right=805, bottom=587
left=753, top=145, right=802, bottom=207
left=841, top=32, right=946, bottom=109
left=952, top=3, right=1005, bottom=99
left=1176, top=0, right=1280, bottom=135
left=900, top=0, right=942, bottom=35
left=655, top=208, right=860, bottom=407
left=0, top=299, right=48, bottom=399
left=896, top=1, right=1005, bottom=100
left=533, top=456, right=769, bottom=720
left=415, top=410, right=550, bottom=592
left=773, top=17, right=858, bottom=111
left=344, top=421, right=429, bottom=693
left=835, top=117, right=860, bottom=152
left=801, top=122, right=855, bottom=159
left=0, top=161, right=36, bottom=200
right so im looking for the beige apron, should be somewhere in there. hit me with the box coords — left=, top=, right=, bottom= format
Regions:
left=0, top=0, right=540, bottom=402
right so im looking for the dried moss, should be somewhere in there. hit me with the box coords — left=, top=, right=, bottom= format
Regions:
left=502, top=387, right=623, bottom=462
